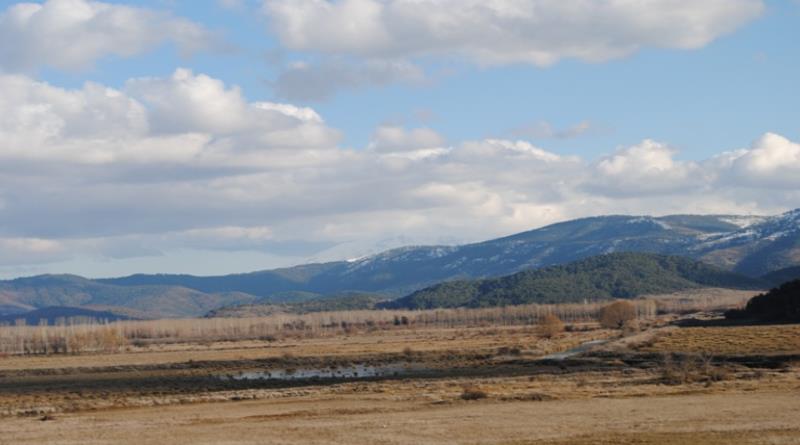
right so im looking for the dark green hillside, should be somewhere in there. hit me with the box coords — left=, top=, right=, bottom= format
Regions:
left=208, top=292, right=386, bottom=318
left=726, top=280, right=800, bottom=322
left=382, top=253, right=765, bottom=309
left=0, top=306, right=134, bottom=326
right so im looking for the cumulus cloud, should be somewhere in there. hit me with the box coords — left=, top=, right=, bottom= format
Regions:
left=126, top=68, right=253, bottom=135
left=125, top=68, right=341, bottom=149
left=0, top=71, right=798, bottom=275
left=263, top=0, right=764, bottom=66
left=720, top=133, right=800, bottom=188
left=0, top=70, right=341, bottom=166
left=590, top=139, right=706, bottom=196
left=0, top=0, right=220, bottom=72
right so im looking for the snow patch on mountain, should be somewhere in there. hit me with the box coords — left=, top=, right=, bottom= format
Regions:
left=719, top=215, right=769, bottom=228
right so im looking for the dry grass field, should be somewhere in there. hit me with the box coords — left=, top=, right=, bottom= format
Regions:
left=1, top=292, right=799, bottom=444
left=642, top=324, right=800, bottom=355
left=2, top=390, right=799, bottom=444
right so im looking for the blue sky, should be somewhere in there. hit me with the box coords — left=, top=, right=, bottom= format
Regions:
left=0, top=0, right=798, bottom=278
left=27, top=0, right=800, bottom=158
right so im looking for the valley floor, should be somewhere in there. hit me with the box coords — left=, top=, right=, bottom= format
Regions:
left=2, top=389, right=799, bottom=444
left=1, top=319, right=799, bottom=444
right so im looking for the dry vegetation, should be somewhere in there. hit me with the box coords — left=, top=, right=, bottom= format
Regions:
left=598, top=300, right=637, bottom=329
left=0, top=300, right=659, bottom=356
left=1, top=288, right=797, bottom=444
left=641, top=324, right=800, bottom=355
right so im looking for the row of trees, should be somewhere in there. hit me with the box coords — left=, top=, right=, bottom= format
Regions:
left=0, top=300, right=648, bottom=356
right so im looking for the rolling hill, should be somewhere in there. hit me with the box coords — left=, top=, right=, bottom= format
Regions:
left=2, top=209, right=797, bottom=319
left=380, top=253, right=766, bottom=309
left=761, top=266, right=800, bottom=288
left=0, top=275, right=257, bottom=318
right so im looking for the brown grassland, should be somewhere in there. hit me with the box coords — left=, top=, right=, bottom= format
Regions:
left=1, top=288, right=799, bottom=444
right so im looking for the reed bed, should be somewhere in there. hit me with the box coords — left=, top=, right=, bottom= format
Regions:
left=0, top=300, right=663, bottom=356
left=6, top=290, right=752, bottom=356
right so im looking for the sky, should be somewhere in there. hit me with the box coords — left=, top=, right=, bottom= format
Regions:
left=0, top=0, right=798, bottom=279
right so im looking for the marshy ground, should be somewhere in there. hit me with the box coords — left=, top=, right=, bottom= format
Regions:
left=1, top=317, right=799, bottom=444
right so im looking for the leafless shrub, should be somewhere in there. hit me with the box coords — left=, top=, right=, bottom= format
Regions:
left=661, top=354, right=692, bottom=385
left=536, top=314, right=564, bottom=338
left=599, top=301, right=638, bottom=330
left=460, top=386, right=488, bottom=401
left=501, top=392, right=554, bottom=402
left=660, top=353, right=732, bottom=385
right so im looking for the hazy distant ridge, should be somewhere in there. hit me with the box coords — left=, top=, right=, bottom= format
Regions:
left=2, top=209, right=799, bottom=318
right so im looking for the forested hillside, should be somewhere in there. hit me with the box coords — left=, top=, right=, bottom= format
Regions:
left=382, top=253, right=765, bottom=309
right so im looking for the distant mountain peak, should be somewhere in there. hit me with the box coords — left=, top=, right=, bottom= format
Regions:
left=4, top=209, right=800, bottom=318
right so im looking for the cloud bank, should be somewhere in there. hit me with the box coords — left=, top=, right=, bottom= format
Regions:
left=0, top=0, right=219, bottom=72
left=262, top=0, right=764, bottom=99
left=264, top=0, right=764, bottom=65
left=0, top=70, right=797, bottom=273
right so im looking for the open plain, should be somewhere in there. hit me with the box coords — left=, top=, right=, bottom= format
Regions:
left=1, top=305, right=799, bottom=444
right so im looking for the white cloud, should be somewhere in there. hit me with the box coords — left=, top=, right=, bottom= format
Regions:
left=263, top=0, right=763, bottom=100
left=263, top=0, right=764, bottom=66
left=590, top=139, right=706, bottom=196
left=0, top=0, right=220, bottom=72
left=0, top=71, right=798, bottom=274
left=0, top=237, right=68, bottom=266
left=126, top=68, right=251, bottom=135
left=458, top=139, right=567, bottom=163
left=721, top=133, right=800, bottom=188
left=0, top=70, right=341, bottom=165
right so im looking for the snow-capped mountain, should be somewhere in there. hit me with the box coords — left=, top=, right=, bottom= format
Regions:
left=320, top=212, right=790, bottom=293
left=694, top=209, right=800, bottom=276
left=11, top=209, right=799, bottom=318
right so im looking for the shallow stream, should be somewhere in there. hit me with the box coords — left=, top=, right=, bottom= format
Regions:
left=219, top=362, right=423, bottom=381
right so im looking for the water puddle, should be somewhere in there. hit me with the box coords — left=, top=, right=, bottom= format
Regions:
left=220, top=362, right=423, bottom=381
left=541, top=339, right=608, bottom=360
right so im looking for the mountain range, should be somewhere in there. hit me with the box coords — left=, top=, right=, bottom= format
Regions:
left=0, top=275, right=257, bottom=319
left=1, top=209, right=799, bottom=319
